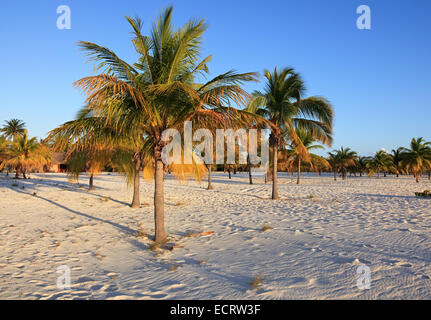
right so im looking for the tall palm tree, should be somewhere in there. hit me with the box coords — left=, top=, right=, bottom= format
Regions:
left=367, top=150, right=394, bottom=178
left=282, top=128, right=329, bottom=184
left=1, top=119, right=26, bottom=140
left=0, top=130, right=50, bottom=178
left=246, top=67, right=333, bottom=199
left=73, top=7, right=258, bottom=243
left=328, top=147, right=358, bottom=180
left=400, top=137, right=431, bottom=183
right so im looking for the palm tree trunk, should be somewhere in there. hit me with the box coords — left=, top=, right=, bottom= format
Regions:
left=88, top=173, right=94, bottom=190
left=154, top=145, right=167, bottom=243
left=272, top=141, right=279, bottom=200
left=428, top=171, right=430, bottom=180
left=334, top=169, right=337, bottom=181
left=414, top=171, right=419, bottom=183
left=228, top=166, right=231, bottom=179
left=297, top=158, right=301, bottom=185
left=207, top=164, right=214, bottom=190
left=247, top=155, right=253, bottom=185
left=264, top=170, right=268, bottom=184
left=131, top=157, right=141, bottom=208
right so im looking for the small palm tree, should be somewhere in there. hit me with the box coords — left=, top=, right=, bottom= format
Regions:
left=282, top=128, right=329, bottom=184
left=0, top=136, right=10, bottom=165
left=247, top=67, right=333, bottom=198
left=400, top=137, right=431, bottom=183
left=391, top=147, right=404, bottom=177
left=1, top=119, right=26, bottom=140
left=356, top=156, right=371, bottom=177
left=328, top=147, right=358, bottom=180
left=0, top=130, right=50, bottom=178
left=367, top=150, right=394, bottom=178
left=47, top=107, right=147, bottom=201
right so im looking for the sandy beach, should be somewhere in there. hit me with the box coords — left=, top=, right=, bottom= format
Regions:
left=1, top=172, right=430, bottom=299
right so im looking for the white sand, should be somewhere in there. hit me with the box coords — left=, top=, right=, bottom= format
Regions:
left=1, top=172, right=431, bottom=299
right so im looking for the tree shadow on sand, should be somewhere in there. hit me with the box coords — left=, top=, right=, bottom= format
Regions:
left=8, top=186, right=135, bottom=235
left=1, top=174, right=131, bottom=207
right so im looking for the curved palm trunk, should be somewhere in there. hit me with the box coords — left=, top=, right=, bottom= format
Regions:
left=154, top=145, right=167, bottom=243
left=272, top=142, right=279, bottom=200
left=297, top=158, right=301, bottom=185
left=88, top=173, right=94, bottom=190
left=207, top=164, right=214, bottom=190
left=131, top=157, right=141, bottom=208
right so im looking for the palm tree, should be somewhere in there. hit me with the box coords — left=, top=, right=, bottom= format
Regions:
left=282, top=128, right=329, bottom=184
left=367, top=150, right=394, bottom=178
left=47, top=107, right=148, bottom=201
left=356, top=156, right=370, bottom=177
left=400, top=137, right=431, bottom=183
left=246, top=67, right=333, bottom=199
left=1, top=119, right=26, bottom=140
left=328, top=147, right=358, bottom=180
left=391, top=147, right=404, bottom=177
left=0, top=130, right=50, bottom=178
left=0, top=136, right=9, bottom=167
left=73, top=7, right=258, bottom=243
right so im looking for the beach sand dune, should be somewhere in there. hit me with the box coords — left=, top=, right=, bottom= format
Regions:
left=1, top=172, right=430, bottom=299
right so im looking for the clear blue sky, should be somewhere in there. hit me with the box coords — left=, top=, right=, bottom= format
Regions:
left=1, top=0, right=430, bottom=156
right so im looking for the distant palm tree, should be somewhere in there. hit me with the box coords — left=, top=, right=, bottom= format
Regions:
left=0, top=136, right=9, bottom=164
left=1, top=119, right=26, bottom=140
left=328, top=147, right=358, bottom=180
left=247, top=67, right=333, bottom=198
left=367, top=150, right=394, bottom=178
left=391, top=147, right=404, bottom=177
left=0, top=130, right=50, bottom=178
left=355, top=156, right=370, bottom=177
left=400, top=137, right=431, bottom=183
left=47, top=107, right=149, bottom=201
left=283, top=128, right=329, bottom=184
